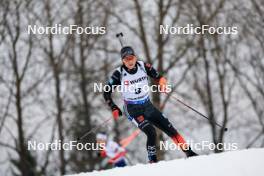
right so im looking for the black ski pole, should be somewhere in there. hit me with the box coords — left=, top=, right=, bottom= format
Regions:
left=116, top=32, right=124, bottom=47
left=77, top=117, right=112, bottom=141
left=165, top=92, right=228, bottom=132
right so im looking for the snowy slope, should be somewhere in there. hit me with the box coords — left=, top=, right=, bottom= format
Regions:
left=67, top=149, right=264, bottom=176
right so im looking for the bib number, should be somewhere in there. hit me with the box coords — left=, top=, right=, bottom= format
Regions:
left=135, top=88, right=141, bottom=94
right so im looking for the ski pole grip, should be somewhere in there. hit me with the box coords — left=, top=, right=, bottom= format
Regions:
left=116, top=32, right=123, bottom=38
left=116, top=32, right=124, bottom=47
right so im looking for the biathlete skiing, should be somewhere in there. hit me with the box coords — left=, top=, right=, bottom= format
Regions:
left=96, top=133, right=127, bottom=167
left=103, top=34, right=198, bottom=163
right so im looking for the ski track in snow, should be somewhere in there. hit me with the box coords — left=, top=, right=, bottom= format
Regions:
left=66, top=149, right=264, bottom=176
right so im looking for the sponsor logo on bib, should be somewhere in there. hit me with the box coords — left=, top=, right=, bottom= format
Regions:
left=129, top=76, right=148, bottom=84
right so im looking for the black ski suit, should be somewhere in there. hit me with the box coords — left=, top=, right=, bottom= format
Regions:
left=103, top=61, right=197, bottom=162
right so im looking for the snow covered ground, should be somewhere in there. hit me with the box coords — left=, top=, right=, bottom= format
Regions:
left=67, top=148, right=264, bottom=176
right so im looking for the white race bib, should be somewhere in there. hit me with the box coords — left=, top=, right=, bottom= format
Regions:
left=120, top=61, right=149, bottom=101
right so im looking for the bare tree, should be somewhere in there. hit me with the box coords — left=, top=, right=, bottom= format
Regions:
left=227, top=0, right=264, bottom=147
left=36, top=0, right=70, bottom=174
left=0, top=0, right=43, bottom=175
left=65, top=0, right=110, bottom=171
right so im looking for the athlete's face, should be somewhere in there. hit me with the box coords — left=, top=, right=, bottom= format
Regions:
left=122, top=55, right=137, bottom=69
